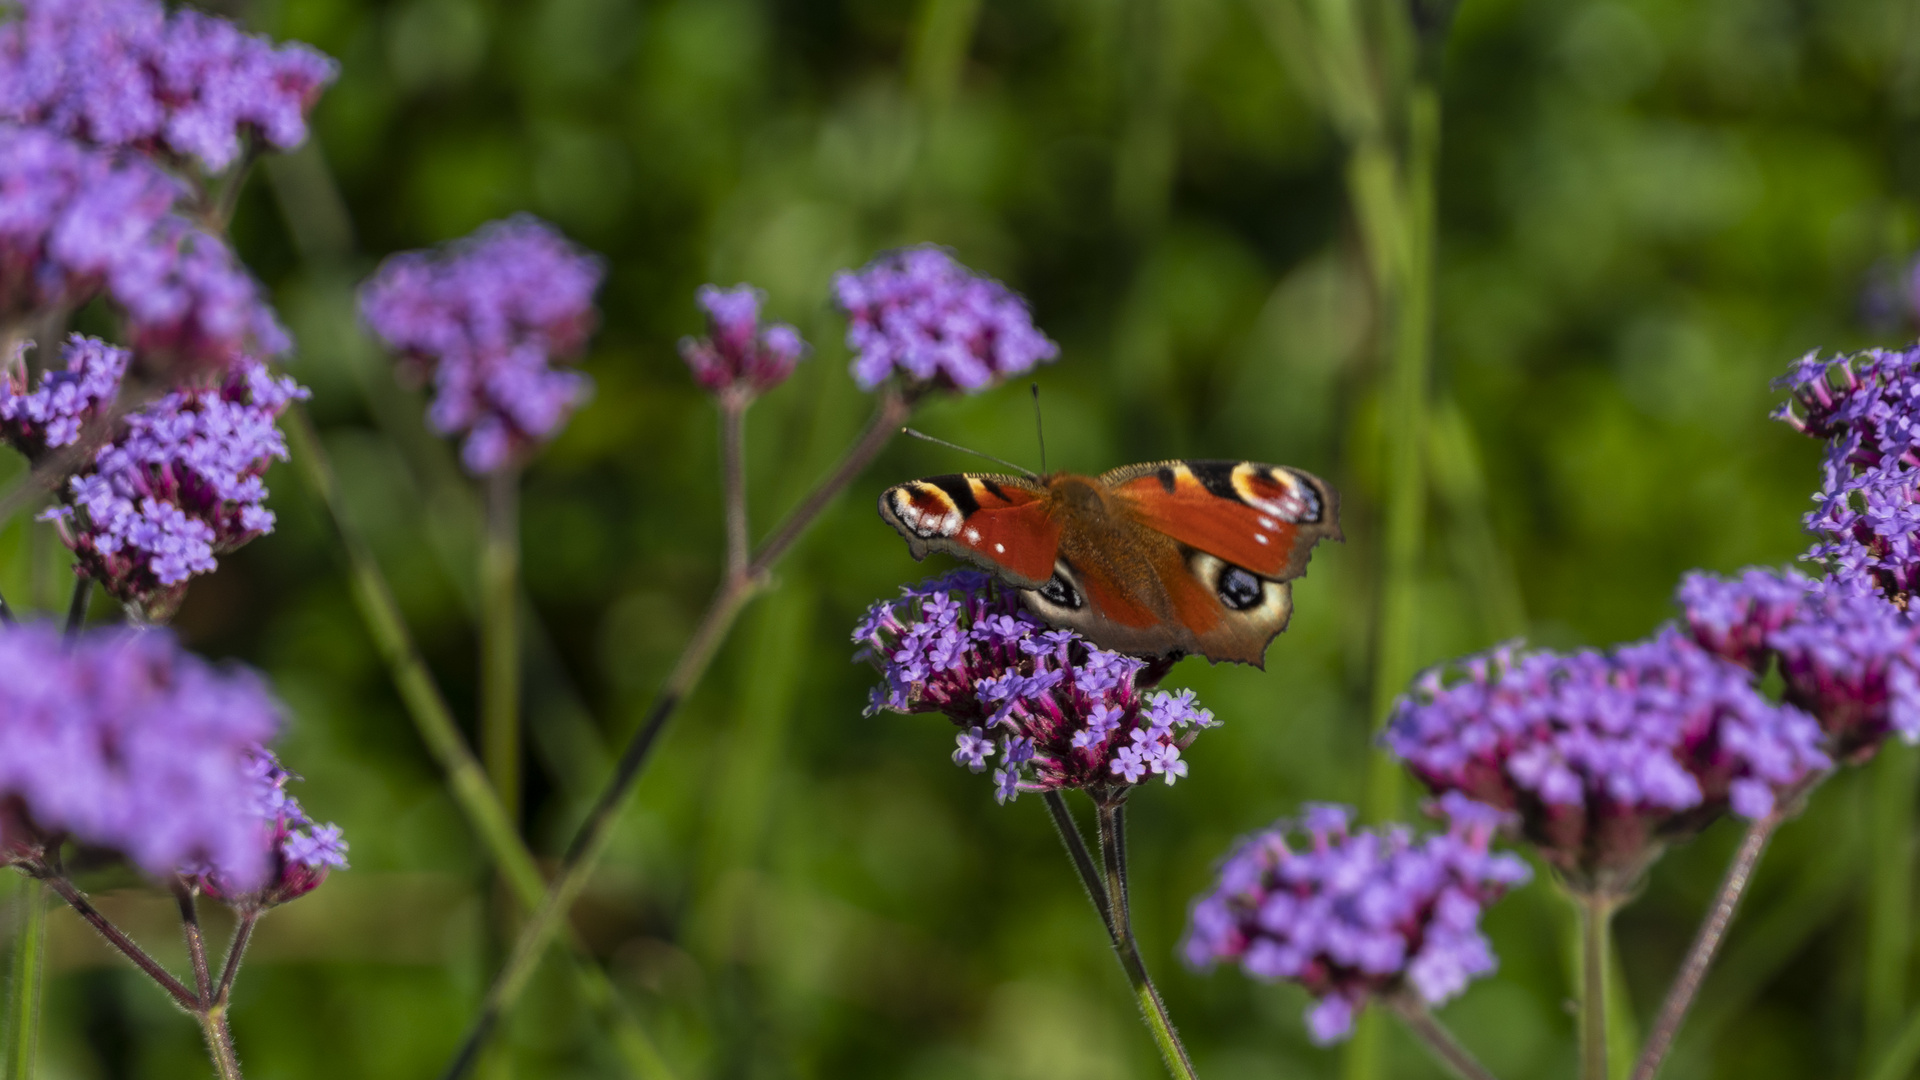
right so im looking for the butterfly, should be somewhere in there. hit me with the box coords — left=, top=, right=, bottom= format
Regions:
left=879, top=460, right=1341, bottom=666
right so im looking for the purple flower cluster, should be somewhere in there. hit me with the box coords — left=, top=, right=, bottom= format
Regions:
left=1679, top=568, right=1920, bottom=761
left=854, top=572, right=1215, bottom=803
left=679, top=284, right=808, bottom=395
left=43, top=349, right=307, bottom=615
left=0, top=0, right=337, bottom=173
left=194, top=750, right=347, bottom=910
left=1776, top=347, right=1920, bottom=600
left=0, top=622, right=322, bottom=893
left=0, top=124, right=288, bottom=371
left=833, top=245, right=1059, bottom=393
left=1385, top=629, right=1829, bottom=886
left=358, top=215, right=602, bottom=473
left=1183, top=796, right=1530, bottom=1044
left=0, top=334, right=127, bottom=457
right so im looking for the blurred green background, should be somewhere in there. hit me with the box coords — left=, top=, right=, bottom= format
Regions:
left=7, top=0, right=1920, bottom=1076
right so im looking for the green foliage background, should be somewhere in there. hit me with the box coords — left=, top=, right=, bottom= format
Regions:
left=9, top=0, right=1920, bottom=1076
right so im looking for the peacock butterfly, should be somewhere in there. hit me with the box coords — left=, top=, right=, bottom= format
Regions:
left=879, top=460, right=1341, bottom=666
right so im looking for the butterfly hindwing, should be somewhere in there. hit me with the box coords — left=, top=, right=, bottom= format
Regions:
left=1101, top=460, right=1340, bottom=581
left=877, top=473, right=1061, bottom=587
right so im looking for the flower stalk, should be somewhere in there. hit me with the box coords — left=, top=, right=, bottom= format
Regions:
left=1577, top=890, right=1618, bottom=1080
left=1385, top=994, right=1502, bottom=1080
left=1095, top=800, right=1198, bottom=1080
left=4, top=880, right=46, bottom=1080
left=440, top=386, right=913, bottom=1079
left=481, top=465, right=522, bottom=826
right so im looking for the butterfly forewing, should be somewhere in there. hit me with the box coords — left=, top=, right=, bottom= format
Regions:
left=1101, top=460, right=1340, bottom=580
left=876, top=473, right=1060, bottom=586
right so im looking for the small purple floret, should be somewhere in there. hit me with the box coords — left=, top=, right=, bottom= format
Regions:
left=0, top=622, right=292, bottom=891
left=833, top=245, right=1058, bottom=393
left=678, top=284, right=809, bottom=395
left=195, top=749, right=347, bottom=910
left=0, top=0, right=338, bottom=173
left=1182, top=794, right=1530, bottom=1044
left=42, top=344, right=306, bottom=616
left=854, top=573, right=1211, bottom=801
left=0, top=334, right=127, bottom=457
left=358, top=215, right=602, bottom=473
left=1385, top=629, right=1829, bottom=886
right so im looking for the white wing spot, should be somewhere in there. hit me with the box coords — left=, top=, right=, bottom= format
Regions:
left=994, top=543, right=1005, bottom=553
left=1258, top=516, right=1278, bottom=530
left=1255, top=534, right=1269, bottom=545
left=965, top=527, right=982, bottom=543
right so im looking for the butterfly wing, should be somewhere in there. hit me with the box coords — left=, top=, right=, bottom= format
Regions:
left=877, top=473, right=1060, bottom=587
left=1095, top=460, right=1341, bottom=666
left=1101, top=460, right=1341, bottom=579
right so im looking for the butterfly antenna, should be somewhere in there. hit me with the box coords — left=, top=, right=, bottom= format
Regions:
left=900, top=428, right=1038, bottom=478
left=1031, top=383, right=1047, bottom=475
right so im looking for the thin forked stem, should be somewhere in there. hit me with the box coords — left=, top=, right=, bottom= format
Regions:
left=197, top=1007, right=244, bottom=1080
left=1042, top=791, right=1113, bottom=937
left=1095, top=800, right=1198, bottom=1080
left=719, top=392, right=750, bottom=579
left=174, top=880, right=213, bottom=1002
left=63, top=577, right=88, bottom=637
left=1630, top=775, right=1819, bottom=1080
left=5, top=878, right=47, bottom=1080
left=40, top=873, right=198, bottom=1012
left=1387, top=994, right=1503, bottom=1080
left=481, top=466, right=522, bottom=826
left=439, top=387, right=913, bottom=1080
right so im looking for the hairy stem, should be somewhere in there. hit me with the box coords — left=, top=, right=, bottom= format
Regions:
left=215, top=911, right=258, bottom=1006
left=197, top=1006, right=244, bottom=1080
left=4, top=879, right=47, bottom=1080
left=174, top=881, right=213, bottom=1002
left=63, top=576, right=88, bottom=637
left=1387, top=994, right=1502, bottom=1080
left=719, top=393, right=750, bottom=579
left=1631, top=776, right=1819, bottom=1080
left=40, top=873, right=198, bottom=1011
left=438, top=387, right=912, bottom=1080
left=1096, top=801, right=1198, bottom=1080
left=1579, top=891, right=1618, bottom=1080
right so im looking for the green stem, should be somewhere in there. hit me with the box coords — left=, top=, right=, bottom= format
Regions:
left=5, top=879, right=47, bottom=1080
left=437, top=387, right=913, bottom=1080
left=1579, top=892, right=1618, bottom=1080
left=1095, top=801, right=1198, bottom=1080
left=197, top=1006, right=244, bottom=1080
left=1867, top=750, right=1917, bottom=1054
left=284, top=406, right=674, bottom=1080
left=481, top=467, right=522, bottom=828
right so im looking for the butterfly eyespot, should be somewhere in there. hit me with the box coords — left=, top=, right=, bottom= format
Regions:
left=1217, top=565, right=1264, bottom=611
left=1036, top=574, right=1084, bottom=610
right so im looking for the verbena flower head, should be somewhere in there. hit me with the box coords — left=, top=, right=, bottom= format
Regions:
left=0, top=622, right=290, bottom=890
left=854, top=572, right=1215, bottom=803
left=1776, top=347, right=1920, bottom=601
left=0, top=0, right=337, bottom=173
left=43, top=351, right=306, bottom=617
left=0, top=334, right=127, bottom=457
left=1385, top=629, right=1829, bottom=890
left=0, top=124, right=288, bottom=372
left=194, top=749, right=346, bottom=910
left=358, top=215, right=602, bottom=473
left=1680, top=567, right=1920, bottom=762
left=679, top=283, right=808, bottom=395
left=1182, top=796, right=1530, bottom=1044
left=833, top=245, right=1059, bottom=393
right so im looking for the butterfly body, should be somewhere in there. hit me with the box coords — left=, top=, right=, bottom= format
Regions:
left=879, top=460, right=1341, bottom=666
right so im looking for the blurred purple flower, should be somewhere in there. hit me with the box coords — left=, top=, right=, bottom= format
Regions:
left=358, top=215, right=602, bottom=474
left=43, top=349, right=306, bottom=617
left=1679, top=567, right=1920, bottom=762
left=1182, top=795, right=1530, bottom=1044
left=0, top=622, right=290, bottom=891
left=1385, top=629, right=1829, bottom=889
left=833, top=245, right=1058, bottom=393
left=854, top=572, right=1213, bottom=803
left=0, top=334, right=128, bottom=457
left=0, top=124, right=288, bottom=373
left=1776, top=347, right=1920, bottom=601
left=678, top=284, right=808, bottom=395
left=194, top=749, right=346, bottom=910
left=0, top=0, right=337, bottom=173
